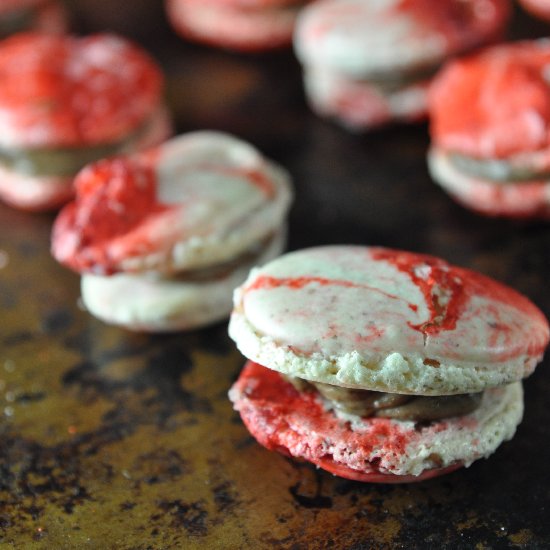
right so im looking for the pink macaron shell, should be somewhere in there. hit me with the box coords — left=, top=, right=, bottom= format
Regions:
left=51, top=132, right=290, bottom=275
left=237, top=246, right=549, bottom=380
left=0, top=169, right=72, bottom=212
left=230, top=361, right=487, bottom=482
left=51, top=155, right=176, bottom=274
left=0, top=106, right=171, bottom=212
left=0, top=33, right=164, bottom=150
left=294, top=0, right=510, bottom=77
left=166, top=0, right=302, bottom=52
left=428, top=148, right=550, bottom=219
left=429, top=41, right=550, bottom=159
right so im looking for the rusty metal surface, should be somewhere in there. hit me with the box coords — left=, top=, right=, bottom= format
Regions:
left=1, top=3, right=550, bottom=548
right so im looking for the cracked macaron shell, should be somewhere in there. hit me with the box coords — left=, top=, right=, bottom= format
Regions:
left=229, top=246, right=549, bottom=395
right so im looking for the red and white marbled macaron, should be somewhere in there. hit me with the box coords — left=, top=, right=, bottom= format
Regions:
left=0, top=0, right=67, bottom=38
left=428, top=40, right=550, bottom=218
left=165, top=0, right=310, bottom=52
left=518, top=0, right=550, bottom=22
left=52, top=131, right=293, bottom=332
left=229, top=246, right=549, bottom=482
left=0, top=32, right=171, bottom=212
left=294, top=0, right=510, bottom=130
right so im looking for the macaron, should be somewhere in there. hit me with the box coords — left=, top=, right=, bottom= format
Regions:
left=51, top=131, right=293, bottom=332
left=294, top=0, right=511, bottom=130
left=428, top=40, right=550, bottom=218
left=229, top=246, right=549, bottom=482
left=165, top=0, right=311, bottom=52
left=0, top=33, right=171, bottom=212
left=0, top=0, right=67, bottom=38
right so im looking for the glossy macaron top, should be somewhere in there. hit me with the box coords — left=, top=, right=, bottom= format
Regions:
left=0, top=33, right=163, bottom=149
left=52, top=131, right=292, bottom=276
left=430, top=40, right=550, bottom=159
left=294, top=0, right=510, bottom=78
left=229, top=246, right=549, bottom=394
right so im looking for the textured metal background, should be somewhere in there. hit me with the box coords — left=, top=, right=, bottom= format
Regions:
left=1, top=3, right=549, bottom=548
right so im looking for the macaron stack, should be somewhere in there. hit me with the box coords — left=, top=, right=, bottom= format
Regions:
left=165, top=0, right=312, bottom=52
left=229, top=246, right=549, bottom=482
left=0, top=0, right=67, bottom=38
left=428, top=40, right=550, bottom=219
left=51, top=131, right=293, bottom=332
left=293, top=0, right=510, bottom=130
left=0, top=33, right=171, bottom=212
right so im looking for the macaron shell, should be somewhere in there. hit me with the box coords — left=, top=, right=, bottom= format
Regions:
left=52, top=132, right=292, bottom=275
left=229, top=361, right=524, bottom=478
left=429, top=40, right=550, bottom=159
left=0, top=167, right=72, bottom=211
left=0, top=33, right=163, bottom=149
left=303, top=66, right=429, bottom=130
left=166, top=0, right=303, bottom=52
left=0, top=106, right=170, bottom=212
left=294, top=0, right=510, bottom=78
left=428, top=146, right=550, bottom=218
left=230, top=246, right=549, bottom=394
left=81, top=227, right=286, bottom=332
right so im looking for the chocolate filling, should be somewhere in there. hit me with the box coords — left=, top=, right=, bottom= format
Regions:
left=0, top=113, right=155, bottom=178
left=449, top=153, right=546, bottom=183
left=157, top=232, right=276, bottom=283
left=284, top=376, right=483, bottom=422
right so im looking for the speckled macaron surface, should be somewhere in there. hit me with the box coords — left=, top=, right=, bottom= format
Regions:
left=230, top=361, right=524, bottom=480
left=229, top=246, right=550, bottom=395
left=0, top=32, right=169, bottom=211
left=52, top=131, right=293, bottom=276
left=0, top=33, right=164, bottom=149
left=430, top=40, right=550, bottom=159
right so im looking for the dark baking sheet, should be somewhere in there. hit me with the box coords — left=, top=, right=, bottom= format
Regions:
left=1, top=3, right=550, bottom=548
